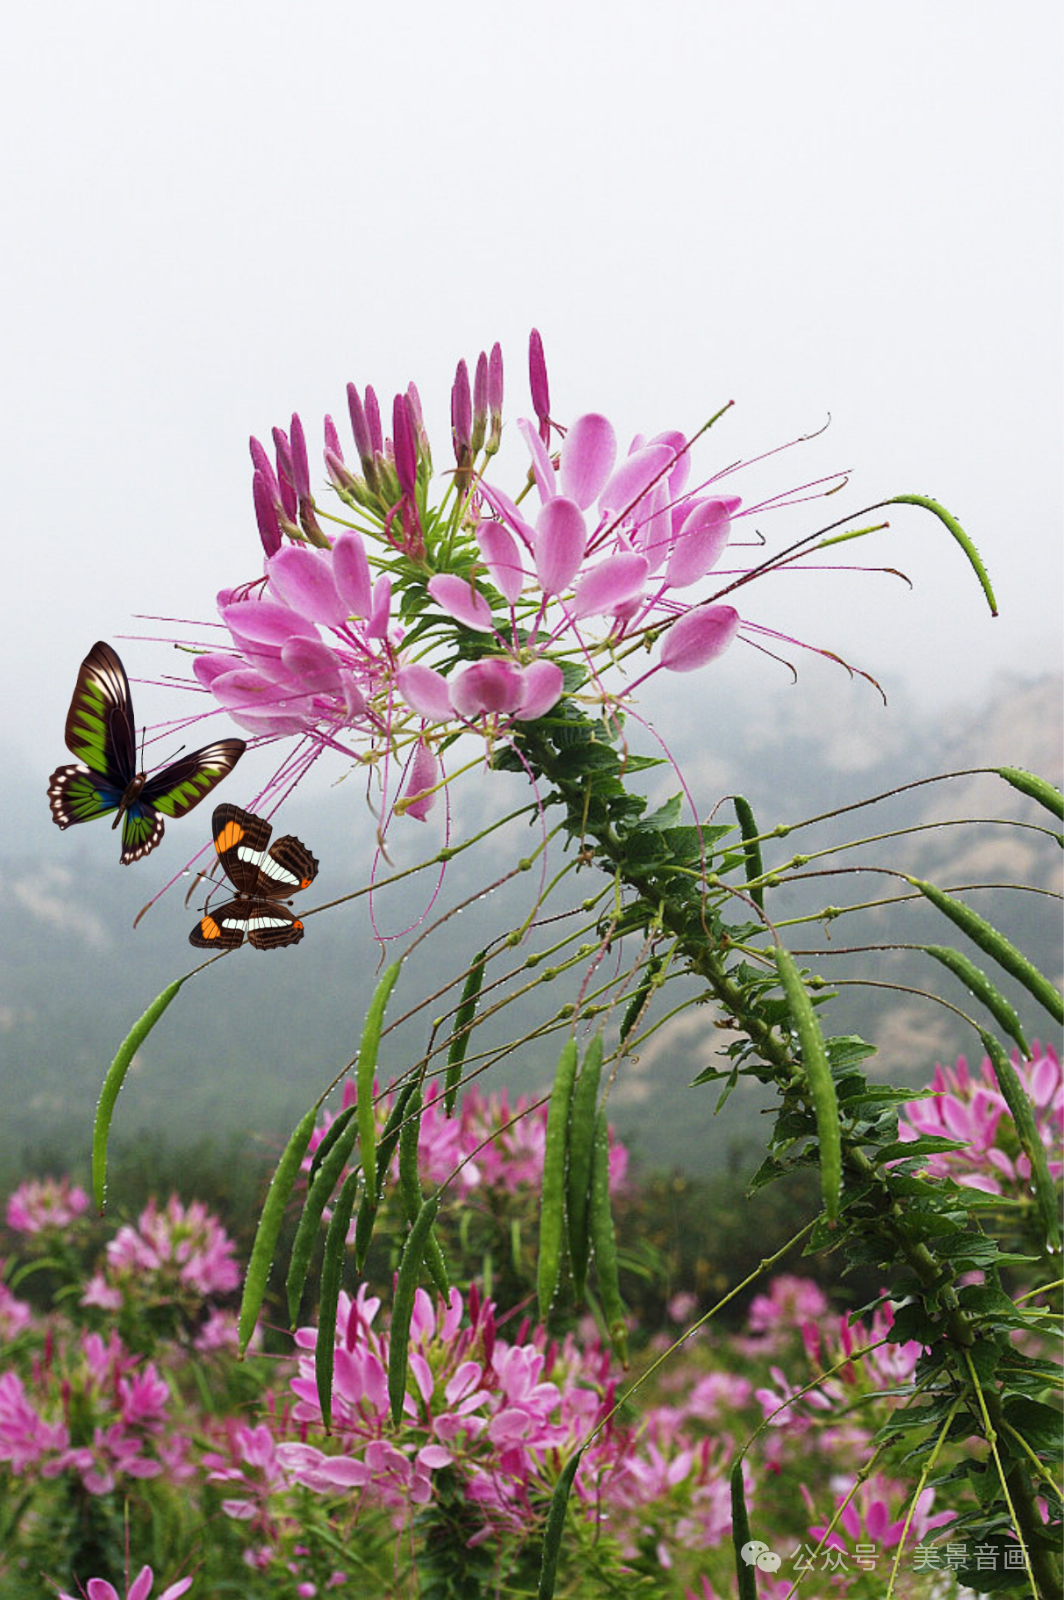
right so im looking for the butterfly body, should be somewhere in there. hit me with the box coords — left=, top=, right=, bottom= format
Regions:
left=48, top=642, right=245, bottom=864
left=190, top=804, right=319, bottom=951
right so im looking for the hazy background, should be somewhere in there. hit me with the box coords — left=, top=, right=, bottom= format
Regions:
left=1, top=3, right=1061, bottom=1177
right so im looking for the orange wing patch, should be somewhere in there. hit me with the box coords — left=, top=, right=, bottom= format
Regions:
left=215, top=819, right=246, bottom=854
left=198, top=915, right=223, bottom=941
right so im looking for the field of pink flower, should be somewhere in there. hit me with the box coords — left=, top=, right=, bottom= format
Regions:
left=3, top=1046, right=1059, bottom=1600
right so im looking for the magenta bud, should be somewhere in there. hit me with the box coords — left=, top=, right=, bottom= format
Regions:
left=364, top=385, right=384, bottom=456
left=250, top=436, right=279, bottom=501
left=451, top=359, right=472, bottom=458
left=529, top=328, right=551, bottom=442
left=392, top=393, right=418, bottom=497
left=272, top=426, right=293, bottom=482
left=488, top=342, right=504, bottom=416
left=470, top=351, right=488, bottom=456
left=289, top=413, right=311, bottom=501
left=346, top=384, right=373, bottom=466
left=324, top=414, right=343, bottom=461
left=252, top=470, right=282, bottom=556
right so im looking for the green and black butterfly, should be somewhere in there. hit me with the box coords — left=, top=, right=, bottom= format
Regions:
left=47, top=641, right=246, bottom=865
left=189, top=804, right=319, bottom=950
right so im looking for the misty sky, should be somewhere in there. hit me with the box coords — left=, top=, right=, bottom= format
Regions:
left=3, top=2, right=1061, bottom=819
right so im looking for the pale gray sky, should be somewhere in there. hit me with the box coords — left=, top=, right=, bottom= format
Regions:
left=3, top=2, right=1061, bottom=791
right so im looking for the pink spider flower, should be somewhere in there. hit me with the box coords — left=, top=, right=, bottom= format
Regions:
left=805, top=1471, right=955, bottom=1553
left=0, top=1274, right=33, bottom=1339
left=104, top=1196, right=240, bottom=1298
left=169, top=329, right=851, bottom=839
left=898, top=1042, right=1063, bottom=1195
left=57, top=1566, right=193, bottom=1600
left=5, top=1176, right=90, bottom=1236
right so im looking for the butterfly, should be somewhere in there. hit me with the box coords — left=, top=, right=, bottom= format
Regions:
left=47, top=641, right=246, bottom=865
left=189, top=803, right=319, bottom=950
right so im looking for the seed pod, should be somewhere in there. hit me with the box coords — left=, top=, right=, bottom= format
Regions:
left=238, top=1105, right=318, bottom=1355
left=445, top=950, right=487, bottom=1114
left=909, top=878, right=1063, bottom=1027
left=924, top=945, right=1031, bottom=1058
left=566, top=1034, right=604, bottom=1301
left=537, top=1038, right=578, bottom=1319
left=93, top=979, right=186, bottom=1211
left=775, top=945, right=841, bottom=1223
left=589, top=1110, right=628, bottom=1365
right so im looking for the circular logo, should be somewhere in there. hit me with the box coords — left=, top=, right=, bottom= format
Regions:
left=740, top=1540, right=769, bottom=1565
left=757, top=1551, right=782, bottom=1572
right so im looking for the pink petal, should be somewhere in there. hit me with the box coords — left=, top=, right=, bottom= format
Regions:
left=477, top=519, right=525, bottom=604
left=280, top=637, right=343, bottom=694
left=192, top=652, right=242, bottom=688
left=516, top=659, right=564, bottom=720
left=570, top=552, right=649, bottom=619
left=534, top=497, right=587, bottom=595
left=397, top=664, right=453, bottom=721
left=598, top=444, right=675, bottom=520
left=450, top=658, right=525, bottom=717
left=367, top=575, right=392, bottom=638
left=268, top=546, right=347, bottom=626
left=559, top=414, right=617, bottom=509
left=159, top=1582, right=194, bottom=1600
left=656, top=604, right=739, bottom=668
left=86, top=1584, right=121, bottom=1600
left=479, top=482, right=536, bottom=551
left=665, top=499, right=733, bottom=588
left=518, top=417, right=556, bottom=503
left=429, top=574, right=495, bottom=633
left=632, top=481, right=672, bottom=573
left=658, top=605, right=740, bottom=671
left=221, top=598, right=320, bottom=646
left=331, top=531, right=372, bottom=617
left=401, top=742, right=439, bottom=821
left=648, top=429, right=691, bottom=498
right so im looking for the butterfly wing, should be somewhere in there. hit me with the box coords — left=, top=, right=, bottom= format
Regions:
left=189, top=900, right=250, bottom=951
left=188, top=898, right=305, bottom=951
left=62, top=641, right=138, bottom=786
left=259, top=834, right=320, bottom=898
left=119, top=805, right=166, bottom=865
left=47, top=764, right=127, bottom=829
left=140, top=740, right=247, bottom=821
left=209, top=804, right=276, bottom=894
left=49, top=642, right=139, bottom=830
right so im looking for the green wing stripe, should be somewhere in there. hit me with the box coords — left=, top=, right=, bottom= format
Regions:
left=151, top=767, right=227, bottom=818
left=67, top=681, right=114, bottom=773
left=66, top=772, right=119, bottom=820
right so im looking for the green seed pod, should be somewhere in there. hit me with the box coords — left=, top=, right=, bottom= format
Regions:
left=910, top=878, right=1063, bottom=1027
left=980, top=1031, right=1062, bottom=1253
left=238, top=1105, right=318, bottom=1355
left=445, top=950, right=487, bottom=1114
left=316, top=1168, right=360, bottom=1430
left=388, top=1195, right=440, bottom=1425
left=566, top=1034, right=604, bottom=1301
left=537, top=1038, right=578, bottom=1320
left=93, top=978, right=186, bottom=1212
left=589, top=1109, right=628, bottom=1365
left=924, top=944, right=1031, bottom=1058
left=775, top=945, right=841, bottom=1223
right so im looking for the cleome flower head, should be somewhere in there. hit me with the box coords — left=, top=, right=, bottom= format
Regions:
left=171, top=328, right=852, bottom=826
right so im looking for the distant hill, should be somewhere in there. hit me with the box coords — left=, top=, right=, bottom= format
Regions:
left=3, top=673, right=1060, bottom=1185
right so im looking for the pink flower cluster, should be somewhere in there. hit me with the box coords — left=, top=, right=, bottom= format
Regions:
left=79, top=1196, right=239, bottom=1343
left=308, top=1080, right=628, bottom=1203
left=179, top=330, right=834, bottom=825
left=58, top=1566, right=192, bottom=1600
left=5, top=1175, right=90, bottom=1235
left=274, top=1280, right=735, bottom=1561
left=898, top=1042, right=1063, bottom=1196
left=0, top=1328, right=187, bottom=1494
